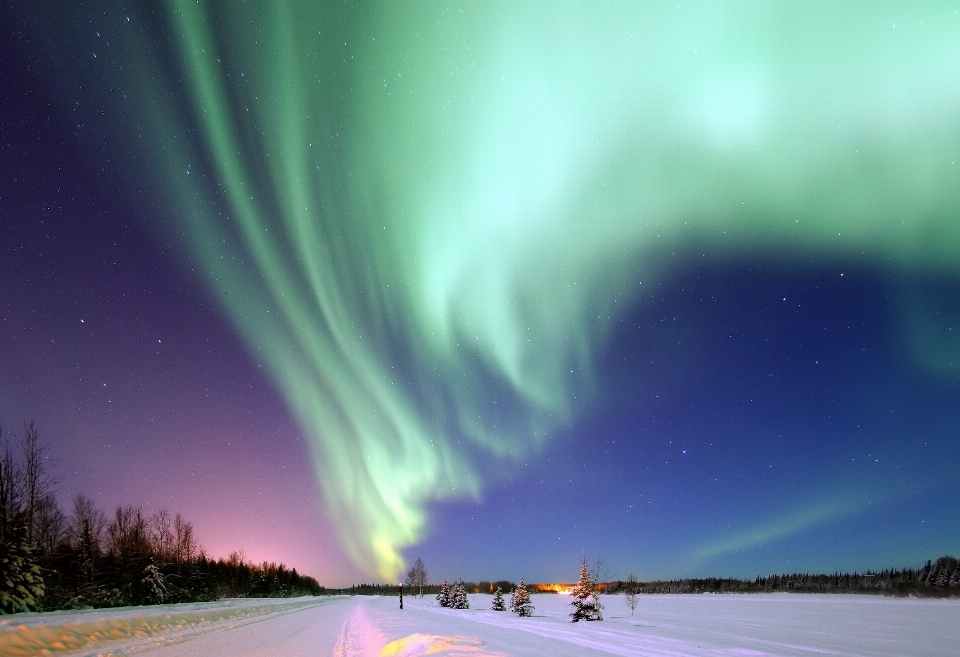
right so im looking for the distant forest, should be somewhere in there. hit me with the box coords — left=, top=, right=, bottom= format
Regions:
left=342, top=581, right=517, bottom=597
left=604, top=557, right=960, bottom=597
left=349, top=559, right=960, bottom=600
left=340, top=557, right=960, bottom=598
left=1, top=422, right=323, bottom=614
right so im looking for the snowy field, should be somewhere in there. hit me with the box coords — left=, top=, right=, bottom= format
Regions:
left=1, top=592, right=957, bottom=657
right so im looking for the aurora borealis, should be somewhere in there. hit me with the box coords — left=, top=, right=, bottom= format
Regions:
left=2, top=1, right=959, bottom=585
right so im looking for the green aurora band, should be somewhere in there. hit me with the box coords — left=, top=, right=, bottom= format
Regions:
left=41, top=1, right=960, bottom=578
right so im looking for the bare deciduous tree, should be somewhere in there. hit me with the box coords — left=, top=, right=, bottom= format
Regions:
left=405, top=557, right=428, bottom=598
left=150, top=508, right=174, bottom=562
left=71, top=494, right=107, bottom=589
left=0, top=425, right=23, bottom=544
left=34, top=493, right=68, bottom=556
left=174, top=512, right=198, bottom=564
left=591, top=556, right=608, bottom=621
left=20, top=422, right=57, bottom=546
left=71, top=494, right=106, bottom=551
left=624, top=572, right=640, bottom=615
left=106, top=504, right=149, bottom=562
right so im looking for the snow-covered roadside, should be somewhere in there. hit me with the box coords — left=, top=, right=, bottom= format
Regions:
left=0, top=596, right=336, bottom=656
left=1, top=592, right=956, bottom=656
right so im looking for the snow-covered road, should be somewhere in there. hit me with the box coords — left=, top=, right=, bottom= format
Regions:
left=1, top=593, right=957, bottom=656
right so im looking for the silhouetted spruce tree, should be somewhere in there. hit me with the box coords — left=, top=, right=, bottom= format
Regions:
left=491, top=586, right=506, bottom=611
left=510, top=579, right=534, bottom=617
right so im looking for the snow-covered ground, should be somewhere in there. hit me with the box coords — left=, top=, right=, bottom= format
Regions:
left=1, top=592, right=956, bottom=656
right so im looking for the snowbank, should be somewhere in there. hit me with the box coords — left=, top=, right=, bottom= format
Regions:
left=0, top=592, right=956, bottom=656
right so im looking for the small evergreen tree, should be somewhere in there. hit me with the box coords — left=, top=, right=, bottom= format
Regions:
left=141, top=561, right=168, bottom=604
left=451, top=580, right=469, bottom=609
left=436, top=581, right=451, bottom=607
left=510, top=579, right=534, bottom=617
left=491, top=586, right=506, bottom=611
left=570, top=556, right=600, bottom=621
left=0, top=538, right=45, bottom=613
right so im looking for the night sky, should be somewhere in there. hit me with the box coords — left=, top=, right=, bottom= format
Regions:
left=2, top=2, right=959, bottom=587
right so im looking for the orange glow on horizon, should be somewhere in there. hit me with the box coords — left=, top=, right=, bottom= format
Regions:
left=529, top=583, right=573, bottom=594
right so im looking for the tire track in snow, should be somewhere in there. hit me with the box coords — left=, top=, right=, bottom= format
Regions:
left=332, top=612, right=363, bottom=657
left=333, top=598, right=388, bottom=657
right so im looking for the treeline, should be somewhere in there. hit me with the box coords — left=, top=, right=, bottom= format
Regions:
left=605, top=557, right=960, bottom=598
left=343, top=580, right=518, bottom=597
left=1, top=422, right=323, bottom=614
